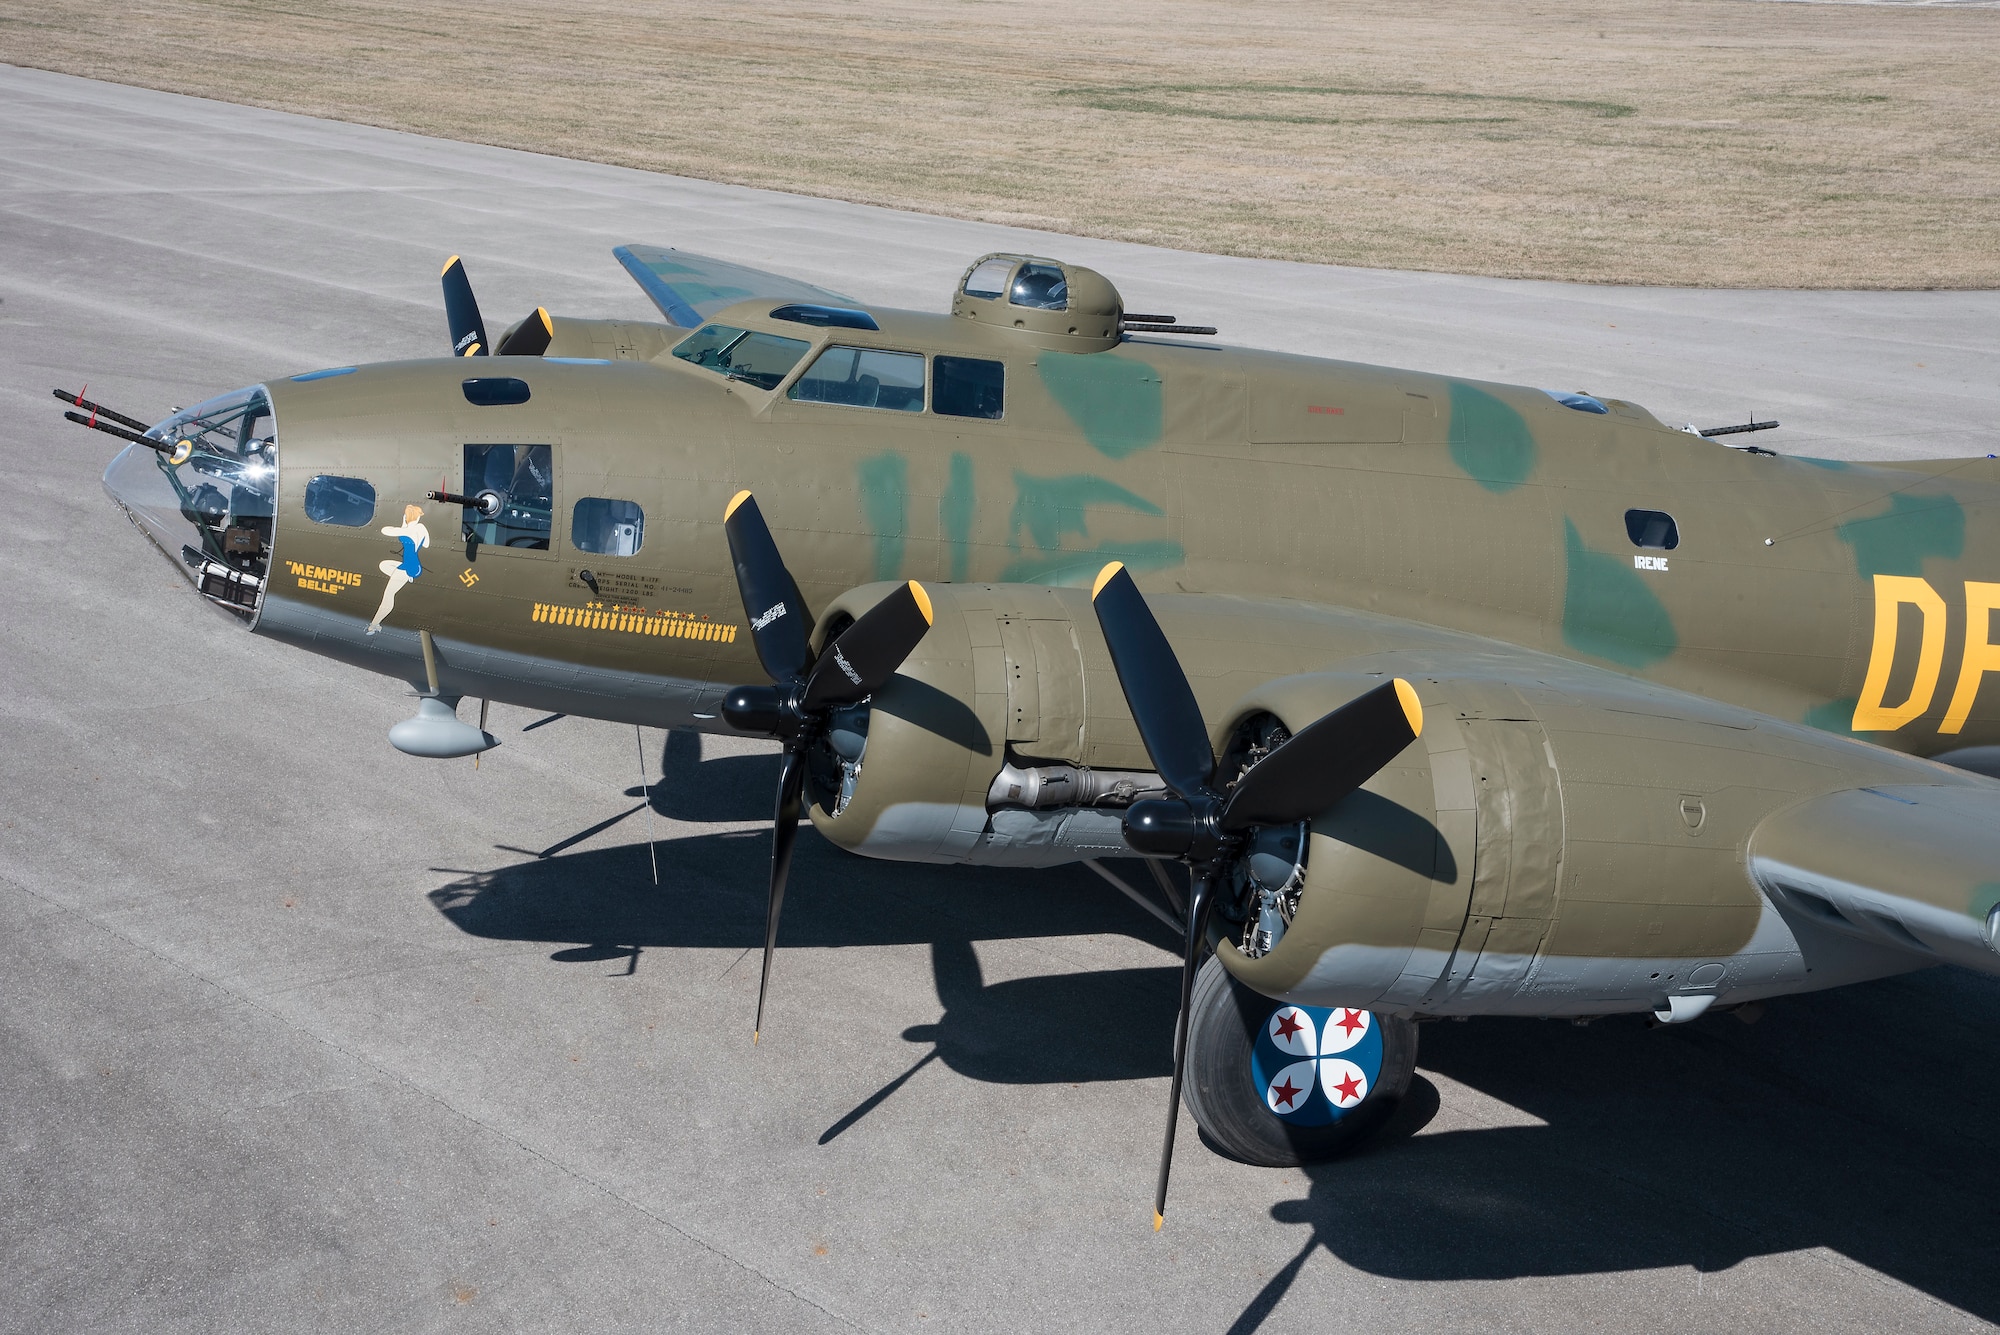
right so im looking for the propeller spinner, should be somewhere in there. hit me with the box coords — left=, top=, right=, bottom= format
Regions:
left=1088, top=561, right=1423, bottom=1229
left=718, top=491, right=935, bottom=1042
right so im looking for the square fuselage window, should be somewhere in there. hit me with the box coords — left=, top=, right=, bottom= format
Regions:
left=463, top=443, right=553, bottom=550
left=934, top=356, right=1004, bottom=420
left=572, top=497, right=645, bottom=557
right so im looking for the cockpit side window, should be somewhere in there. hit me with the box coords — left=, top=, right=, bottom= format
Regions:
left=934, top=357, right=1004, bottom=420
left=1009, top=263, right=1068, bottom=311
left=670, top=324, right=810, bottom=391
left=789, top=347, right=925, bottom=412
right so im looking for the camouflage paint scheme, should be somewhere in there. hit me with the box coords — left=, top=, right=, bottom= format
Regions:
left=105, top=251, right=2000, bottom=1022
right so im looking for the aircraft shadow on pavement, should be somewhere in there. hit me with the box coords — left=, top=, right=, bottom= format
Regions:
left=438, top=734, right=2000, bottom=1324
left=431, top=732, right=1187, bottom=1098
left=1229, top=966, right=2000, bottom=1331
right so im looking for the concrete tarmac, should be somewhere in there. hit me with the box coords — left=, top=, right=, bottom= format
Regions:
left=3, top=64, right=1998, bottom=1334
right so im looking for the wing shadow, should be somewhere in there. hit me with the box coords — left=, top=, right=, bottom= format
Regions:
left=431, top=830, right=1180, bottom=954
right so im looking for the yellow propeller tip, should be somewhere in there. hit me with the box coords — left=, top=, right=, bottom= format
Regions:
left=1152, top=1211, right=1165, bottom=1231
left=908, top=580, right=934, bottom=625
left=724, top=489, right=753, bottom=520
left=441, top=255, right=461, bottom=274
left=1091, top=561, right=1126, bottom=599
left=1393, top=677, right=1424, bottom=738
left=752, top=1030, right=760, bottom=1045
left=536, top=307, right=552, bottom=334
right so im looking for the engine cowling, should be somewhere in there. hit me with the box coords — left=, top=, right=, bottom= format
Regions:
left=801, top=582, right=1153, bottom=866
left=1214, top=666, right=1977, bottom=1018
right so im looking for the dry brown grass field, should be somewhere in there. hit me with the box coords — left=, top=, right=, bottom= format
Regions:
left=6, top=0, right=1999, bottom=286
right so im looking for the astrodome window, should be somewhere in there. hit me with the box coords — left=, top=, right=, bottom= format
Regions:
left=962, top=258, right=1015, bottom=299
left=571, top=497, right=645, bottom=557
left=670, top=324, right=810, bottom=391
left=304, top=475, right=376, bottom=527
left=1544, top=389, right=1609, bottom=414
left=1009, top=262, right=1068, bottom=311
left=789, top=347, right=924, bottom=412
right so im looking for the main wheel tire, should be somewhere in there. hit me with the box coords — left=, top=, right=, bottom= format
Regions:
left=1181, top=954, right=1418, bottom=1168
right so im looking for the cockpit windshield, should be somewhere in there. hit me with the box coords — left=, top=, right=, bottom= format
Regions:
left=670, top=324, right=810, bottom=391
left=104, top=385, right=278, bottom=617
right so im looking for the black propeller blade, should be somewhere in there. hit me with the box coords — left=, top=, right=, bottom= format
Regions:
left=1219, top=677, right=1424, bottom=830
left=442, top=255, right=488, bottom=357
left=726, top=490, right=813, bottom=683
left=442, top=256, right=552, bottom=358
left=494, top=307, right=555, bottom=357
left=718, top=490, right=936, bottom=1042
left=1088, top=561, right=1422, bottom=1230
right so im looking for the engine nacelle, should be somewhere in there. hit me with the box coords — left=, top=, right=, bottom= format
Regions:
left=1208, top=667, right=1976, bottom=1019
left=803, top=582, right=1154, bottom=867
left=801, top=583, right=1978, bottom=1020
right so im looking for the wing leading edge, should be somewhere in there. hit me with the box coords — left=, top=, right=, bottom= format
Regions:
left=612, top=244, right=856, bottom=328
left=1750, top=784, right=2000, bottom=974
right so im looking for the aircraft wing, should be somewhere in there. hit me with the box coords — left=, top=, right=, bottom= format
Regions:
left=952, top=586, right=2000, bottom=992
left=612, top=244, right=856, bottom=327
left=1750, top=785, right=2000, bottom=972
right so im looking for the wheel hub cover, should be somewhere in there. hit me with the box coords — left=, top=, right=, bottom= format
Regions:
left=1251, top=1004, right=1384, bottom=1126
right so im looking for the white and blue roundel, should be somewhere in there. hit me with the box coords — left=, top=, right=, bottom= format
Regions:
left=1250, top=1004, right=1384, bottom=1125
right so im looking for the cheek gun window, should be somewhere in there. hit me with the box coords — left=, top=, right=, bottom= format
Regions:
left=1625, top=509, right=1680, bottom=550
left=571, top=497, right=645, bottom=557
left=789, top=347, right=925, bottom=412
left=934, top=356, right=1005, bottom=420
left=462, top=443, right=554, bottom=549
left=304, top=475, right=376, bottom=526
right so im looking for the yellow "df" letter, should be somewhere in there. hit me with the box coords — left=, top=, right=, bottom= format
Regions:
left=1942, top=581, right=2000, bottom=734
left=1852, top=574, right=1947, bottom=731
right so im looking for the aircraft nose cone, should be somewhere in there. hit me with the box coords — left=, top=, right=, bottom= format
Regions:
left=103, top=436, right=196, bottom=559
left=103, top=385, right=277, bottom=617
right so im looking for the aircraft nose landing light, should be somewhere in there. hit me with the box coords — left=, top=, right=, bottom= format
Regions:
left=90, top=385, right=278, bottom=619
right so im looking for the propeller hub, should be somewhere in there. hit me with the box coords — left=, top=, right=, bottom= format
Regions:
left=720, top=683, right=791, bottom=736
left=1122, top=797, right=1231, bottom=862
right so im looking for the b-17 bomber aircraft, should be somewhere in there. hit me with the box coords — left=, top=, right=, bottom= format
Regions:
left=67, top=245, right=2000, bottom=1227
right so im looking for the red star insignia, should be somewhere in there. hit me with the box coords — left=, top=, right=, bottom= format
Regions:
left=1331, top=1070, right=1364, bottom=1104
left=1272, top=1010, right=1305, bottom=1042
left=1335, top=1008, right=1367, bottom=1038
left=1270, top=1077, right=1304, bottom=1109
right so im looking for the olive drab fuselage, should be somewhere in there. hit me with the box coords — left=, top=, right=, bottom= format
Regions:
left=253, top=300, right=2000, bottom=761
left=109, top=256, right=2000, bottom=1019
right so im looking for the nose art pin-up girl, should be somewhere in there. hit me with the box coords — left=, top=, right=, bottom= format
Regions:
left=366, top=503, right=430, bottom=635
